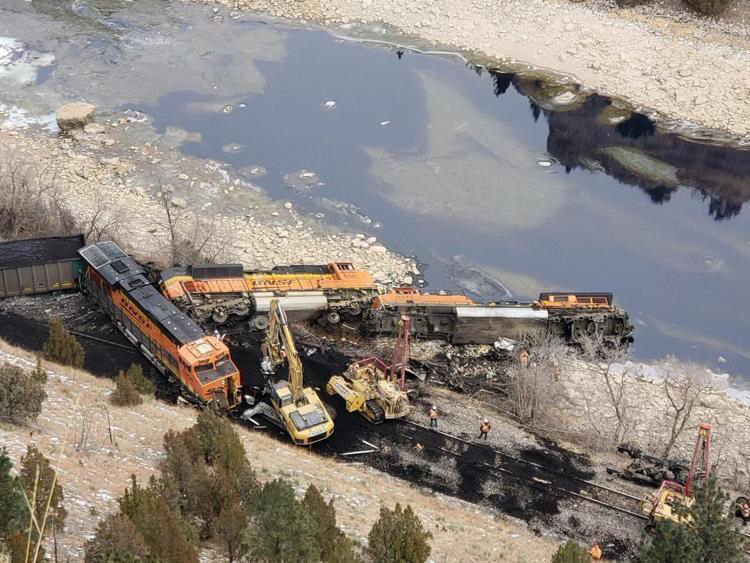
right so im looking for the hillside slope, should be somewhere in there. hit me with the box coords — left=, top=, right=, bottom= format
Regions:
left=0, top=340, right=557, bottom=562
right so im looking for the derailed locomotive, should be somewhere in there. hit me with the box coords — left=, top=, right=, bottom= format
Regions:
left=159, top=262, right=379, bottom=330
left=362, top=288, right=633, bottom=347
left=78, top=242, right=242, bottom=410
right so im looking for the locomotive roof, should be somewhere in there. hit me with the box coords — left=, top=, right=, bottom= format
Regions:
left=79, top=242, right=203, bottom=346
left=79, top=241, right=146, bottom=285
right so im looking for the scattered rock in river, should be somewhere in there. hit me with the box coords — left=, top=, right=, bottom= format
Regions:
left=283, top=169, right=322, bottom=191
left=238, top=165, right=266, bottom=178
left=222, top=142, right=245, bottom=154
left=321, top=100, right=337, bottom=111
left=55, top=102, right=96, bottom=131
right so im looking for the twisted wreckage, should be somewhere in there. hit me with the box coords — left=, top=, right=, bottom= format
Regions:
left=0, top=235, right=633, bottom=414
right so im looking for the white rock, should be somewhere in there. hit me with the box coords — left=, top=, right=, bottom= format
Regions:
left=366, top=236, right=377, bottom=244
left=170, top=197, right=187, bottom=208
left=56, top=102, right=96, bottom=131
left=83, top=122, right=106, bottom=135
left=178, top=173, right=189, bottom=181
left=284, top=202, right=293, bottom=210
left=369, top=245, right=387, bottom=254
left=402, top=275, right=413, bottom=285
left=355, top=233, right=366, bottom=239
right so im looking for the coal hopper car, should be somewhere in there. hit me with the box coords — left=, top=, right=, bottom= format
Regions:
left=363, top=288, right=632, bottom=347
left=0, top=235, right=84, bottom=298
left=78, top=241, right=242, bottom=410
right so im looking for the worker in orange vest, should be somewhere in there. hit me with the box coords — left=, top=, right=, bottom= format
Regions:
left=428, top=405, right=438, bottom=429
left=519, top=349, right=530, bottom=369
left=590, top=543, right=602, bottom=560
left=478, top=418, right=491, bottom=440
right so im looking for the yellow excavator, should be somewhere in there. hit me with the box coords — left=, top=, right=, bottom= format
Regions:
left=327, top=314, right=411, bottom=424
left=244, top=299, right=334, bottom=445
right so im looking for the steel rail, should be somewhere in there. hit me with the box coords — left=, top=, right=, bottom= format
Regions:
left=402, top=419, right=642, bottom=502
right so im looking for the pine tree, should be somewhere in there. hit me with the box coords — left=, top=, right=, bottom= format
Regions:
left=17, top=446, right=67, bottom=546
left=551, top=540, right=590, bottom=563
left=43, top=316, right=84, bottom=368
left=193, top=410, right=250, bottom=478
left=84, top=513, right=150, bottom=562
left=367, top=503, right=432, bottom=563
left=247, top=479, right=320, bottom=563
left=641, top=477, right=745, bottom=563
left=302, top=484, right=358, bottom=563
left=0, top=362, right=47, bottom=423
left=0, top=449, right=27, bottom=540
left=126, top=363, right=153, bottom=396
left=110, top=372, right=143, bottom=407
left=118, top=476, right=198, bottom=563
left=31, top=357, right=47, bottom=384
left=213, top=497, right=248, bottom=563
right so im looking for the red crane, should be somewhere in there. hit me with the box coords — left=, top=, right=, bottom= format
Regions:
left=388, top=314, right=410, bottom=391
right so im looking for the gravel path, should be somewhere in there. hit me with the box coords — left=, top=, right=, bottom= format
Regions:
left=206, top=0, right=750, bottom=141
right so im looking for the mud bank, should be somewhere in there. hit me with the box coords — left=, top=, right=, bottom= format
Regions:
left=206, top=0, right=750, bottom=141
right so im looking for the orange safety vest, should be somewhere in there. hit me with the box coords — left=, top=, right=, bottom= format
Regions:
left=480, top=422, right=491, bottom=433
left=428, top=408, right=438, bottom=419
left=590, top=544, right=602, bottom=560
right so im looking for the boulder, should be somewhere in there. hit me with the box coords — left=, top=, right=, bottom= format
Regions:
left=56, top=102, right=97, bottom=131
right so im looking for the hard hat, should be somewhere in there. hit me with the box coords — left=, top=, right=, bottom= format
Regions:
left=432, top=405, right=437, bottom=409
left=483, top=418, right=489, bottom=423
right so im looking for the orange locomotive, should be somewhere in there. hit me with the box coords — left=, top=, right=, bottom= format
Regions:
left=79, top=242, right=241, bottom=411
left=160, top=263, right=378, bottom=329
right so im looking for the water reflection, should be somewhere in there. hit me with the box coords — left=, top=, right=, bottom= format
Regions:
left=487, top=70, right=750, bottom=222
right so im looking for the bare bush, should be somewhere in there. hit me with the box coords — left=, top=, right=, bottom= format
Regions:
left=0, top=160, right=76, bottom=240
left=77, top=192, right=125, bottom=244
left=577, top=334, right=635, bottom=445
left=659, top=358, right=717, bottom=458
left=156, top=189, right=229, bottom=266
left=502, top=332, right=567, bottom=429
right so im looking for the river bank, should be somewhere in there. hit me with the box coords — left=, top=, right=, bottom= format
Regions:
left=205, top=0, right=750, bottom=142
left=0, top=120, right=414, bottom=284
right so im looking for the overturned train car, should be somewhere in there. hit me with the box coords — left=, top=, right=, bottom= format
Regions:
left=159, top=262, right=379, bottom=330
left=363, top=289, right=633, bottom=347
left=78, top=242, right=242, bottom=410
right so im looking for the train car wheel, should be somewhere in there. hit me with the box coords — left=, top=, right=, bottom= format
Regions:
left=250, top=315, right=269, bottom=331
left=326, top=311, right=341, bottom=325
left=345, top=302, right=362, bottom=317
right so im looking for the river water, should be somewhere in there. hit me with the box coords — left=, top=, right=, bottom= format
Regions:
left=1, top=0, right=750, bottom=376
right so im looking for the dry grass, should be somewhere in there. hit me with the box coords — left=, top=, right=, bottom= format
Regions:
left=0, top=339, right=557, bottom=562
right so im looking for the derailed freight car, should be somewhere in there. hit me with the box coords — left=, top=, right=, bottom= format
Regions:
left=363, top=289, right=633, bottom=347
left=0, top=235, right=84, bottom=298
left=78, top=241, right=242, bottom=411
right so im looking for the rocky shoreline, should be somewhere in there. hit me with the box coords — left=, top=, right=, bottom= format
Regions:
left=202, top=0, right=750, bottom=142
left=0, top=116, right=415, bottom=285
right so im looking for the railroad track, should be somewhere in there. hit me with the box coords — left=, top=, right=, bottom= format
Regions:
left=389, top=419, right=649, bottom=521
